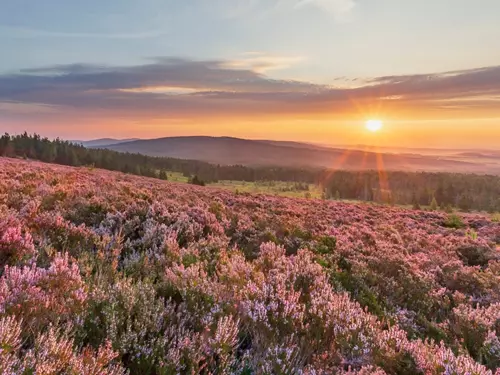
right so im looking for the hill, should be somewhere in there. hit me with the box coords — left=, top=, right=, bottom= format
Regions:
left=71, top=138, right=140, bottom=147
left=97, top=136, right=500, bottom=174
left=3, top=133, right=500, bottom=212
left=1, top=157, right=500, bottom=373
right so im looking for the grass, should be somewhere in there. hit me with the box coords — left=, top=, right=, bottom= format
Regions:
left=164, top=172, right=500, bottom=214
left=163, top=172, right=322, bottom=198
left=167, top=172, right=190, bottom=183
left=210, top=180, right=323, bottom=199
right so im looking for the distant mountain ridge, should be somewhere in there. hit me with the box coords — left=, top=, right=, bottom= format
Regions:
left=71, top=138, right=140, bottom=147
left=86, top=136, right=500, bottom=174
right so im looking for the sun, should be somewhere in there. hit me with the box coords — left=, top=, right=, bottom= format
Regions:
left=365, top=119, right=383, bottom=132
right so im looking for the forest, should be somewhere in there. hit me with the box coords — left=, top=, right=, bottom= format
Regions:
left=2, top=132, right=500, bottom=212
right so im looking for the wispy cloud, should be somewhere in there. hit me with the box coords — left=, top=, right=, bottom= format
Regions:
left=221, top=52, right=306, bottom=73
left=0, top=57, right=499, bottom=121
left=0, top=26, right=168, bottom=39
left=292, top=0, right=356, bottom=19
left=208, top=0, right=356, bottom=20
left=0, top=101, right=60, bottom=114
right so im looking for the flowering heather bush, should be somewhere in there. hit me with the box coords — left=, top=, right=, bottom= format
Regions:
left=0, top=214, right=36, bottom=268
left=1, top=157, right=500, bottom=374
left=0, top=316, right=125, bottom=374
left=0, top=252, right=87, bottom=335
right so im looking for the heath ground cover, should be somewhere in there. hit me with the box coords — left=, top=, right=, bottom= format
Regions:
left=1, top=157, right=500, bottom=374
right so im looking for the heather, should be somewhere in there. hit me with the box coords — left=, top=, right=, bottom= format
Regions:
left=3, top=133, right=500, bottom=212
left=1, top=158, right=500, bottom=374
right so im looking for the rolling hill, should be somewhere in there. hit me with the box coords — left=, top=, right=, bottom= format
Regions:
left=92, top=136, right=500, bottom=174
left=71, top=138, right=140, bottom=147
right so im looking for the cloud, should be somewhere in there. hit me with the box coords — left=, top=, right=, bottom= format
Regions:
left=367, top=66, right=500, bottom=99
left=11, top=58, right=318, bottom=94
left=293, top=0, right=356, bottom=18
left=206, top=0, right=356, bottom=20
left=221, top=53, right=305, bottom=73
left=0, top=26, right=168, bottom=39
left=0, top=57, right=499, bottom=121
left=0, top=101, right=61, bottom=114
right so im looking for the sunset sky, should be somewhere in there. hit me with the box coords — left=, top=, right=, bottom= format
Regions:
left=1, top=0, right=500, bottom=148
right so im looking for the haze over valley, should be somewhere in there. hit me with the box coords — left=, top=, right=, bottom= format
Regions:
left=2, top=0, right=500, bottom=373
left=82, top=136, right=500, bottom=174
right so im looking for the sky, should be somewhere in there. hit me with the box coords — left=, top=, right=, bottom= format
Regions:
left=1, top=0, right=500, bottom=148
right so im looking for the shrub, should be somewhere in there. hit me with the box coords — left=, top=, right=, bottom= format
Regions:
left=1, top=159, right=500, bottom=373
left=315, top=235, right=337, bottom=255
left=444, top=213, right=465, bottom=229
left=430, top=197, right=438, bottom=211
left=189, top=175, right=206, bottom=186
left=456, top=243, right=495, bottom=267
left=0, top=253, right=87, bottom=335
left=0, top=219, right=36, bottom=268
left=0, top=317, right=125, bottom=375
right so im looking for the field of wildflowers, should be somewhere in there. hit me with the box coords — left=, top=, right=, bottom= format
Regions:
left=1, top=157, right=500, bottom=374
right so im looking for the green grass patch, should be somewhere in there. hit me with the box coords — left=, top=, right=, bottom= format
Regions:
left=210, top=180, right=323, bottom=198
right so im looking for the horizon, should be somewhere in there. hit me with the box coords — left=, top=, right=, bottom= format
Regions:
left=2, top=0, right=500, bottom=148
left=4, top=3, right=500, bottom=371
left=22, top=132, right=500, bottom=153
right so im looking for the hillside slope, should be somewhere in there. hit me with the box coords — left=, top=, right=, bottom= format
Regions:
left=71, top=138, right=140, bottom=147
left=98, top=136, right=500, bottom=173
left=1, top=157, right=500, bottom=373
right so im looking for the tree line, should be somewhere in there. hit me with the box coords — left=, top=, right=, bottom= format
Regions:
left=322, top=170, right=500, bottom=212
left=1, top=133, right=500, bottom=212
left=0, top=133, right=319, bottom=183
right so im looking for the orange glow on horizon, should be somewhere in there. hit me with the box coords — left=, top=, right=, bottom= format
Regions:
left=6, top=113, right=500, bottom=149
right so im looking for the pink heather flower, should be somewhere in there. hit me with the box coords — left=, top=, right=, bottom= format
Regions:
left=0, top=221, right=36, bottom=267
left=0, top=253, right=87, bottom=331
left=1, top=157, right=500, bottom=373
